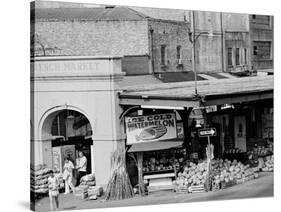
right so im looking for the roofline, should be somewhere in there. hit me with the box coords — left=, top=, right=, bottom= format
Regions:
left=31, top=55, right=123, bottom=62
left=119, top=89, right=273, bottom=108
left=147, top=18, right=190, bottom=25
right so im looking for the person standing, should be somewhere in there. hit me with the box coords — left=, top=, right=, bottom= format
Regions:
left=63, top=156, right=75, bottom=194
left=75, top=151, right=87, bottom=186
left=48, top=170, right=59, bottom=211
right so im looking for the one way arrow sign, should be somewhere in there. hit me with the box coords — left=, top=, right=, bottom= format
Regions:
left=198, top=128, right=217, bottom=137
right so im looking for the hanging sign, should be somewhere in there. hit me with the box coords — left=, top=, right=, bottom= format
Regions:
left=125, top=113, right=177, bottom=145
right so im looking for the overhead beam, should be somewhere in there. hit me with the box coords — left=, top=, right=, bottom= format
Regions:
left=119, top=97, right=200, bottom=108
left=203, top=91, right=273, bottom=106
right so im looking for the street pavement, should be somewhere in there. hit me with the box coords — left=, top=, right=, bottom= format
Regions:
left=35, top=172, right=273, bottom=211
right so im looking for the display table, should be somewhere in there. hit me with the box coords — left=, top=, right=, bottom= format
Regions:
left=144, top=172, right=175, bottom=193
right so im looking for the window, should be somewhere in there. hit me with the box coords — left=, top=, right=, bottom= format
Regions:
left=253, top=46, right=258, bottom=56
left=227, top=48, right=232, bottom=66
left=235, top=48, right=240, bottom=66
left=253, top=41, right=272, bottom=60
left=160, top=45, right=167, bottom=65
left=252, top=15, right=270, bottom=26
left=176, top=45, right=182, bottom=60
left=244, top=48, right=247, bottom=64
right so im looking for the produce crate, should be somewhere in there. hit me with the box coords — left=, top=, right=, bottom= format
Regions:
left=73, top=185, right=89, bottom=199
left=174, top=185, right=189, bottom=194
left=88, top=186, right=103, bottom=197
left=189, top=185, right=206, bottom=193
left=212, top=182, right=220, bottom=191
left=236, top=178, right=243, bottom=184
left=221, top=181, right=235, bottom=189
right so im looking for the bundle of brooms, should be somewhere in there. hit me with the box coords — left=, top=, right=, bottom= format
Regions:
left=105, top=148, right=134, bottom=200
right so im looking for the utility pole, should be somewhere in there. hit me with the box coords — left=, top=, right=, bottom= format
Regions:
left=191, top=11, right=198, bottom=96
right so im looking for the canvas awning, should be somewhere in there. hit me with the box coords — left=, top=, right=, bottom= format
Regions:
left=127, top=140, right=183, bottom=152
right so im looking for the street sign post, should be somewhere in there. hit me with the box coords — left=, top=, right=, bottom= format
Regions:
left=198, top=128, right=216, bottom=137
left=198, top=128, right=217, bottom=146
left=199, top=128, right=217, bottom=192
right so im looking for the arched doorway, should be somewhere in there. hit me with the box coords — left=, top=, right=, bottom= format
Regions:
left=40, top=108, right=93, bottom=175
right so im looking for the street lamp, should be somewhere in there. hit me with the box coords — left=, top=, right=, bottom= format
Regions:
left=188, top=30, right=214, bottom=96
left=188, top=11, right=214, bottom=96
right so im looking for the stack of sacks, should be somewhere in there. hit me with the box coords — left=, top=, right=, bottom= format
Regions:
left=34, top=167, right=52, bottom=194
left=79, top=174, right=95, bottom=186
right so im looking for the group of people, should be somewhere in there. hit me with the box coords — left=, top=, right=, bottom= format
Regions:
left=47, top=151, right=88, bottom=211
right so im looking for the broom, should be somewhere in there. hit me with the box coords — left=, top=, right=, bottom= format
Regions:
left=105, top=148, right=134, bottom=200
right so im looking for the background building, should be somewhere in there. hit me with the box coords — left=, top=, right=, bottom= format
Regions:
left=249, top=14, right=274, bottom=71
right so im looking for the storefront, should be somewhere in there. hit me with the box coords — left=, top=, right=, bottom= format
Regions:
left=31, top=54, right=273, bottom=197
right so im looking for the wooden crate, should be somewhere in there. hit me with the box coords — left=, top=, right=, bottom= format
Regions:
left=221, top=181, right=235, bottom=189
left=189, top=185, right=206, bottom=193
left=174, top=185, right=189, bottom=194
left=212, top=182, right=220, bottom=191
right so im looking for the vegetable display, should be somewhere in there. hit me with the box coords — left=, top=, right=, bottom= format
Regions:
left=174, top=158, right=259, bottom=191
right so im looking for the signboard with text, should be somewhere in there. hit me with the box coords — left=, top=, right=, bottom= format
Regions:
left=198, top=128, right=217, bottom=137
left=125, top=113, right=177, bottom=145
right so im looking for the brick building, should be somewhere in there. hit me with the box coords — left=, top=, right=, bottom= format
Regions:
left=249, top=14, right=274, bottom=71
left=31, top=5, right=192, bottom=75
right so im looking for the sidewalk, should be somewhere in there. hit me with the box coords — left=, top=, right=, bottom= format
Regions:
left=35, top=172, right=273, bottom=211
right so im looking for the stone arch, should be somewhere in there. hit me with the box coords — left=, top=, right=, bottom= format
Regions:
left=38, top=104, right=92, bottom=141
left=37, top=104, right=94, bottom=170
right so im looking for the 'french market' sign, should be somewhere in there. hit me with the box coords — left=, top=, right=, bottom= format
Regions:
left=125, top=113, right=177, bottom=145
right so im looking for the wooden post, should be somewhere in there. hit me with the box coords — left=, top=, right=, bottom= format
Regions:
left=137, top=152, right=145, bottom=196
left=173, top=149, right=177, bottom=176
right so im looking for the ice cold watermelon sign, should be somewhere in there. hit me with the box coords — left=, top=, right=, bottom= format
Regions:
left=125, top=113, right=177, bottom=145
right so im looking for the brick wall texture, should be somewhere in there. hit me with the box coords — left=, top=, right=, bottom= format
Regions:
left=35, top=20, right=149, bottom=56
left=148, top=20, right=192, bottom=73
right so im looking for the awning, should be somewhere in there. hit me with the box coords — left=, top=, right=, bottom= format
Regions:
left=119, top=75, right=273, bottom=107
left=127, top=140, right=183, bottom=152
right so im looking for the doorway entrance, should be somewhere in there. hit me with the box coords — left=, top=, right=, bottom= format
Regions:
left=234, top=116, right=247, bottom=152
left=41, top=109, right=93, bottom=174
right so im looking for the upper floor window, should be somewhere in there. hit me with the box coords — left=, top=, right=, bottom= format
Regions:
left=160, top=45, right=167, bottom=65
left=253, top=41, right=272, bottom=60
left=244, top=48, right=248, bottom=65
left=176, top=45, right=182, bottom=60
left=235, top=48, right=240, bottom=66
left=227, top=48, right=233, bottom=67
left=252, top=15, right=270, bottom=26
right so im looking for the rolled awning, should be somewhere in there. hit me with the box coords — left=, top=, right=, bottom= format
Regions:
left=127, top=140, right=183, bottom=152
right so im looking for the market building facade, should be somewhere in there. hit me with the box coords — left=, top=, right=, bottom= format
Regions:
left=31, top=2, right=274, bottom=198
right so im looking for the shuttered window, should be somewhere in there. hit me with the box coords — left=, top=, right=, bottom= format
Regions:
left=160, top=45, right=167, bottom=65
left=176, top=45, right=181, bottom=60
left=235, top=48, right=240, bottom=65
left=244, top=48, right=247, bottom=64
left=253, top=41, right=272, bottom=60
left=227, top=48, right=233, bottom=67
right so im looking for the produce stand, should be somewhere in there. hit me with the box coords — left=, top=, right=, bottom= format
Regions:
left=127, top=140, right=183, bottom=194
left=223, top=152, right=247, bottom=163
